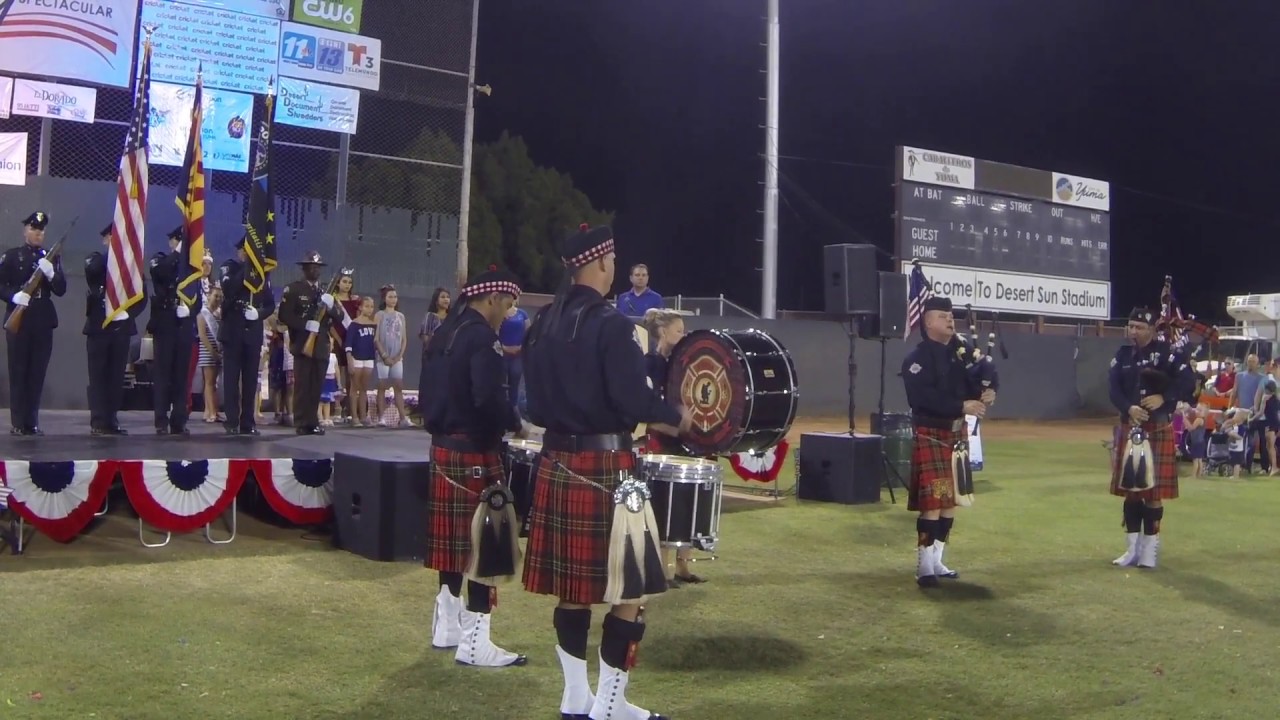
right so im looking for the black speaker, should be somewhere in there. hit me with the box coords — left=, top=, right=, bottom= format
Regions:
left=823, top=244, right=878, bottom=315
left=858, top=271, right=910, bottom=339
left=797, top=432, right=885, bottom=505
left=332, top=450, right=431, bottom=562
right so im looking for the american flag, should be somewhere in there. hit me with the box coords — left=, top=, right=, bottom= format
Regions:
left=175, top=69, right=206, bottom=307
left=906, top=260, right=935, bottom=338
left=103, top=37, right=152, bottom=327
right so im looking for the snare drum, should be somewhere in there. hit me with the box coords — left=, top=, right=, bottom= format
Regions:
left=640, top=455, right=723, bottom=551
left=666, top=328, right=798, bottom=456
left=505, top=439, right=542, bottom=536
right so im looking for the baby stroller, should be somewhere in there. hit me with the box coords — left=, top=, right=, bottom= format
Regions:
left=1204, top=431, right=1233, bottom=476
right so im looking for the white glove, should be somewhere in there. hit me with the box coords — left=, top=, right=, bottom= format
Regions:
left=37, top=258, right=54, bottom=279
left=305, top=320, right=321, bottom=333
left=111, top=310, right=129, bottom=322
left=243, top=306, right=259, bottom=321
left=320, top=293, right=334, bottom=309
left=176, top=304, right=191, bottom=319
left=12, top=291, right=30, bottom=307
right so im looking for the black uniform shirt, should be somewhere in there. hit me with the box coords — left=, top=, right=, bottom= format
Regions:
left=1108, top=340, right=1195, bottom=421
left=902, top=335, right=976, bottom=423
left=421, top=307, right=519, bottom=445
left=0, top=243, right=67, bottom=329
left=278, top=279, right=342, bottom=357
left=84, top=251, right=146, bottom=336
left=147, top=250, right=200, bottom=337
left=524, top=285, right=681, bottom=435
left=218, top=259, right=275, bottom=345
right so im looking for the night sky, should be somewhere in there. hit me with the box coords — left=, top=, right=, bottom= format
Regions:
left=474, top=1, right=1280, bottom=320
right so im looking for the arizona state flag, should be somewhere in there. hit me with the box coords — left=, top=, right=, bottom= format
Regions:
left=174, top=68, right=206, bottom=306
left=242, top=79, right=278, bottom=293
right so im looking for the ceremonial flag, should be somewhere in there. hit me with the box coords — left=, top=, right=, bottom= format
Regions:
left=242, top=79, right=278, bottom=293
left=175, top=67, right=206, bottom=307
left=103, top=35, right=152, bottom=328
left=906, top=260, right=934, bottom=338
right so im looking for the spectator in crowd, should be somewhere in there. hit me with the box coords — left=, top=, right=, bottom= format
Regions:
left=332, top=271, right=360, bottom=424
left=374, top=285, right=413, bottom=427
left=345, top=296, right=378, bottom=426
left=1264, top=379, right=1280, bottom=477
left=197, top=288, right=223, bottom=424
left=615, top=263, right=663, bottom=317
left=499, top=296, right=531, bottom=416
left=1211, top=360, right=1236, bottom=395
left=416, top=287, right=451, bottom=414
left=1229, top=353, right=1268, bottom=473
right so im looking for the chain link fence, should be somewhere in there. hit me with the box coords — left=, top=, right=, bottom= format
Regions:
left=0, top=0, right=475, bottom=303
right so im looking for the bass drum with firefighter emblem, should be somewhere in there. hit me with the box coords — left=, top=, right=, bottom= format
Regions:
left=665, top=328, right=798, bottom=456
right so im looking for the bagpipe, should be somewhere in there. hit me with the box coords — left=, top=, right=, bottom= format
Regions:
left=1155, top=275, right=1218, bottom=361
left=952, top=303, right=1005, bottom=394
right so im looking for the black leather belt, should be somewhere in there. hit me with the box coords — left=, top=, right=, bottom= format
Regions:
left=430, top=434, right=500, bottom=454
left=542, top=432, right=632, bottom=452
left=913, top=416, right=966, bottom=432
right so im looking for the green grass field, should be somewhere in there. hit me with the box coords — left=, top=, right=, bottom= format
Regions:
left=1, top=433, right=1277, bottom=720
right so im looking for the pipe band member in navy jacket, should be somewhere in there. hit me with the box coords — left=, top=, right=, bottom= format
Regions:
left=1107, top=306, right=1195, bottom=570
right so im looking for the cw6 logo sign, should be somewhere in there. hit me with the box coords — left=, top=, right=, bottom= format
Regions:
left=293, top=0, right=364, bottom=33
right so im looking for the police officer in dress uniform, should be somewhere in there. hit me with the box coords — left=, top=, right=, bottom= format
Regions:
left=85, top=223, right=148, bottom=435
left=421, top=266, right=527, bottom=669
left=900, top=296, right=995, bottom=588
left=148, top=226, right=201, bottom=435
left=522, top=223, right=692, bottom=720
left=219, top=238, right=275, bottom=436
left=1107, top=306, right=1195, bottom=570
left=276, top=251, right=342, bottom=435
left=0, top=211, right=67, bottom=435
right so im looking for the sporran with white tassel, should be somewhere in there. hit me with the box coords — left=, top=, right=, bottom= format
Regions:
left=1120, top=426, right=1155, bottom=492
left=951, top=440, right=975, bottom=507
left=602, top=474, right=668, bottom=606
left=465, top=483, right=523, bottom=586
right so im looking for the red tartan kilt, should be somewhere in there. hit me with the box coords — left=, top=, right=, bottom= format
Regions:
left=423, top=445, right=505, bottom=574
left=908, top=425, right=962, bottom=512
left=1110, top=422, right=1179, bottom=501
left=522, top=449, right=640, bottom=605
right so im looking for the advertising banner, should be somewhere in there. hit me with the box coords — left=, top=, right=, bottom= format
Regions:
left=0, top=132, right=28, bottom=186
left=1051, top=172, right=1111, bottom=212
left=140, top=0, right=282, bottom=94
left=0, top=0, right=141, bottom=89
left=901, top=261, right=1111, bottom=320
left=149, top=81, right=255, bottom=173
left=165, top=0, right=288, bottom=20
left=291, top=0, right=362, bottom=33
left=278, top=21, right=380, bottom=91
left=901, top=146, right=976, bottom=190
left=10, top=79, right=97, bottom=124
left=0, top=76, right=12, bottom=119
left=278, top=76, right=359, bottom=134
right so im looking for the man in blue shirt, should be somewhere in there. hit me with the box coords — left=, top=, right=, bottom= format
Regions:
left=498, top=298, right=530, bottom=415
left=615, top=263, right=663, bottom=317
left=1230, top=353, right=1269, bottom=472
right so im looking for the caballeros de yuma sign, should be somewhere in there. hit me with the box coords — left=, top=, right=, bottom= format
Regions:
left=291, top=0, right=362, bottom=33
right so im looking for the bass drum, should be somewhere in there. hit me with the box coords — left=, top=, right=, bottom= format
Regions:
left=666, top=328, right=798, bottom=456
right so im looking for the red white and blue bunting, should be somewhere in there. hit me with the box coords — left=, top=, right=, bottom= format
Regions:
left=119, top=460, right=245, bottom=533
left=728, top=439, right=790, bottom=483
left=247, top=458, right=334, bottom=525
left=0, top=460, right=115, bottom=542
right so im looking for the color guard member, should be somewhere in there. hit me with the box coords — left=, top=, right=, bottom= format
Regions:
left=422, top=266, right=527, bottom=668
left=277, top=251, right=342, bottom=435
left=522, top=224, right=691, bottom=720
left=148, top=226, right=200, bottom=435
left=219, top=238, right=275, bottom=435
left=0, top=211, right=67, bottom=435
left=85, top=223, right=147, bottom=435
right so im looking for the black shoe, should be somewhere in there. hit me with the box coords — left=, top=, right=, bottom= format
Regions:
left=239, top=426, right=260, bottom=436
left=156, top=427, right=170, bottom=436
left=296, top=425, right=326, bottom=436
left=223, top=424, right=240, bottom=436
left=10, top=427, right=23, bottom=436
left=170, top=425, right=190, bottom=436
left=91, top=427, right=108, bottom=436
left=25, top=426, right=42, bottom=436
left=674, top=573, right=706, bottom=584
left=108, top=426, right=128, bottom=436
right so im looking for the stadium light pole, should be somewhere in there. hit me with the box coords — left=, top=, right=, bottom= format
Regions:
left=760, top=0, right=780, bottom=319
left=456, top=0, right=481, bottom=289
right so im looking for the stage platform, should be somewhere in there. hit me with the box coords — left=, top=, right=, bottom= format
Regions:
left=0, top=410, right=430, bottom=462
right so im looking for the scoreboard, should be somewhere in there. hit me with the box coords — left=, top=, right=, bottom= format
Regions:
left=894, top=146, right=1112, bottom=320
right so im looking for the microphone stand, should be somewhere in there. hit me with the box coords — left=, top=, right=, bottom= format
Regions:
left=876, top=332, right=904, bottom=503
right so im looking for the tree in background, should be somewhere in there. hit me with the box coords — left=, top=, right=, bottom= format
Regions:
left=311, top=129, right=612, bottom=293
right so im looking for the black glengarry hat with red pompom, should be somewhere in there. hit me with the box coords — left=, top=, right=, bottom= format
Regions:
left=461, top=264, right=521, bottom=299
left=560, top=222, right=614, bottom=268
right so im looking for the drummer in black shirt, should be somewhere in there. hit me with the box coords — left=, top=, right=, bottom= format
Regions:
left=641, top=307, right=706, bottom=587
left=522, top=223, right=691, bottom=720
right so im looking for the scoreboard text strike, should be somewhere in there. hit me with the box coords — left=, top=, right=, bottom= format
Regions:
left=894, top=146, right=1112, bottom=320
